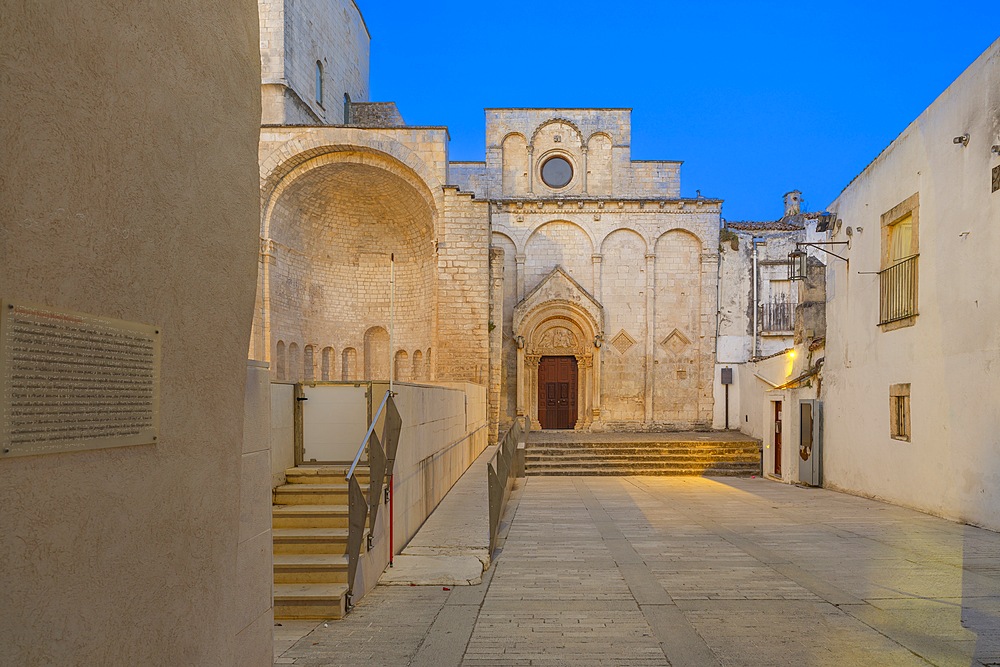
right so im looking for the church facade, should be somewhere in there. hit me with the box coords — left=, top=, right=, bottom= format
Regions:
left=254, top=2, right=724, bottom=435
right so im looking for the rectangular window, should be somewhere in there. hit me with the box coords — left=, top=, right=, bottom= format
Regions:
left=889, top=383, right=910, bottom=441
left=879, top=194, right=919, bottom=329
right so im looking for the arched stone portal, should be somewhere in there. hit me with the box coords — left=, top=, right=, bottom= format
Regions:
left=259, top=150, right=438, bottom=381
left=512, top=267, right=604, bottom=430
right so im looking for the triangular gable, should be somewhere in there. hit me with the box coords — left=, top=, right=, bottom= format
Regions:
left=512, top=266, right=604, bottom=335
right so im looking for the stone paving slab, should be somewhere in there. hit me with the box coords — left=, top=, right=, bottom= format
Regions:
left=276, top=476, right=1000, bottom=666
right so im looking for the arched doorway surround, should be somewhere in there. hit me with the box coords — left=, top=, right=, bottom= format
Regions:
left=512, top=267, right=604, bottom=430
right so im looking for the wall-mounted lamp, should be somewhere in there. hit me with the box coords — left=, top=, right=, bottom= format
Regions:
left=593, top=333, right=604, bottom=349
left=515, top=335, right=525, bottom=350
left=788, top=248, right=808, bottom=281
left=953, top=133, right=970, bottom=147
left=788, top=241, right=850, bottom=281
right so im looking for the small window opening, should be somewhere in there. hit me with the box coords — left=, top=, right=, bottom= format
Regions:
left=889, top=383, right=910, bottom=441
left=343, top=93, right=352, bottom=124
left=315, top=61, right=323, bottom=106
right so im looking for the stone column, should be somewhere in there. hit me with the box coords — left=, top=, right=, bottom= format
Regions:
left=516, top=254, right=526, bottom=302
left=526, top=145, right=534, bottom=194
left=260, top=237, right=276, bottom=365
left=516, top=344, right=526, bottom=417
left=581, top=145, right=589, bottom=194
left=487, top=246, right=504, bottom=443
left=580, top=355, right=593, bottom=428
left=526, top=354, right=541, bottom=427
left=644, top=252, right=656, bottom=425
left=574, top=354, right=586, bottom=430
left=592, top=344, right=602, bottom=427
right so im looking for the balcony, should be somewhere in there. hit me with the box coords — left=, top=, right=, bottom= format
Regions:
left=879, top=254, right=919, bottom=325
left=761, top=299, right=794, bottom=334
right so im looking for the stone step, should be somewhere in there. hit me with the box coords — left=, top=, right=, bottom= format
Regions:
left=274, top=554, right=349, bottom=584
left=525, top=449, right=759, bottom=461
left=273, top=528, right=350, bottom=554
left=526, top=467, right=759, bottom=477
left=525, top=459, right=760, bottom=469
left=274, top=583, right=348, bottom=620
left=273, top=484, right=363, bottom=506
left=272, top=504, right=350, bottom=529
left=285, top=466, right=370, bottom=485
left=526, top=459, right=759, bottom=471
left=526, top=443, right=761, bottom=452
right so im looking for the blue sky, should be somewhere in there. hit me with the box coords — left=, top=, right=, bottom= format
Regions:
left=360, top=2, right=997, bottom=221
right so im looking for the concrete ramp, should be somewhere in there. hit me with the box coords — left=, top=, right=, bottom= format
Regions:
left=379, top=442, right=497, bottom=586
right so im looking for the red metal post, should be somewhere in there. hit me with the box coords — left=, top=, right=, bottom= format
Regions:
left=389, top=473, right=394, bottom=567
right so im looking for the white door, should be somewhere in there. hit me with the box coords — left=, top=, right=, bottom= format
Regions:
left=301, top=384, right=369, bottom=463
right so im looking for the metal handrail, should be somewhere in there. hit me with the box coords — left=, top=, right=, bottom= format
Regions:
left=346, top=389, right=392, bottom=480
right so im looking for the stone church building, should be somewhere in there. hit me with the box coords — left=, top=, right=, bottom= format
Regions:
left=256, top=0, right=723, bottom=435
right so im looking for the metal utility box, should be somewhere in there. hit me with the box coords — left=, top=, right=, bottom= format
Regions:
left=798, top=399, right=822, bottom=486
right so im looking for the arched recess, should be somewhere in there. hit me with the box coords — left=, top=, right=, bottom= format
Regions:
left=304, top=345, right=316, bottom=382
left=394, top=350, right=409, bottom=382
left=342, top=347, right=357, bottom=381
left=600, top=228, right=648, bottom=422
left=501, top=133, right=528, bottom=195
left=275, top=340, right=287, bottom=382
left=364, top=327, right=390, bottom=380
left=586, top=133, right=613, bottom=195
left=412, top=349, right=424, bottom=381
left=288, top=343, right=300, bottom=383
left=321, top=346, right=335, bottom=381
left=653, top=229, right=703, bottom=423
left=515, top=300, right=602, bottom=430
left=524, top=221, right=595, bottom=296
left=260, top=148, right=438, bottom=382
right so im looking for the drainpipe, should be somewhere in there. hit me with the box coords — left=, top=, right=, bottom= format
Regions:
left=751, top=238, right=765, bottom=358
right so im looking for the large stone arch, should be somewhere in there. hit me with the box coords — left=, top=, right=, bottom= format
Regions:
left=258, top=146, right=438, bottom=379
left=523, top=220, right=596, bottom=296
left=653, top=228, right=705, bottom=424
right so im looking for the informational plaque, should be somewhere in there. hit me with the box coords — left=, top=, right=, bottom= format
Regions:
left=0, top=300, right=160, bottom=457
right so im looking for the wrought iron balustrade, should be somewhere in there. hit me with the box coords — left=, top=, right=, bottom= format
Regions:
left=879, top=255, right=918, bottom=325
left=761, top=299, right=794, bottom=333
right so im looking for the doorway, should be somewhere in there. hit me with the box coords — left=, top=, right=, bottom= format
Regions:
left=538, top=356, right=578, bottom=429
left=773, top=400, right=783, bottom=476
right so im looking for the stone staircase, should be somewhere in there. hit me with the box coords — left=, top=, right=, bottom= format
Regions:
left=526, top=435, right=761, bottom=476
left=272, top=466, right=368, bottom=620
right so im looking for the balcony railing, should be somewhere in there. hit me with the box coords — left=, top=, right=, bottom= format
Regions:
left=761, top=299, right=794, bottom=333
left=879, top=254, right=919, bottom=325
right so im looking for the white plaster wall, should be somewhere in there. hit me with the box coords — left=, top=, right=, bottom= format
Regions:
left=0, top=0, right=262, bottom=662
left=270, top=383, right=296, bottom=486
left=823, top=39, right=1000, bottom=530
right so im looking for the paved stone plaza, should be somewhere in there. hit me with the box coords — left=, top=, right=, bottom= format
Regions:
left=275, top=477, right=1000, bottom=666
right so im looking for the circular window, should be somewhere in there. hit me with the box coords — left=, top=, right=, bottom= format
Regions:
left=541, top=156, right=573, bottom=189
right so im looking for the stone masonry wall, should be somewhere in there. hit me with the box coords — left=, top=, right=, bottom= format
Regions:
left=259, top=0, right=369, bottom=124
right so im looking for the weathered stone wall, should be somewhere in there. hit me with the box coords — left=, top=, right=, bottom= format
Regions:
left=0, top=0, right=264, bottom=663
left=259, top=126, right=489, bottom=388
left=259, top=0, right=370, bottom=124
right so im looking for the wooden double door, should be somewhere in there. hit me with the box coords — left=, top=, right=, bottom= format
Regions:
left=538, top=356, right=578, bottom=430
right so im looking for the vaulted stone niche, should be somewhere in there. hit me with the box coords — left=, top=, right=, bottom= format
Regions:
left=261, top=151, right=437, bottom=382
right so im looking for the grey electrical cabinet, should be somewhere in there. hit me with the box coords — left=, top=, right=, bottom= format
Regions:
left=798, top=400, right=822, bottom=486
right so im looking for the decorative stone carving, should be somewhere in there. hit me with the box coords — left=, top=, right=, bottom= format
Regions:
left=538, top=327, right=577, bottom=351
left=611, top=329, right=636, bottom=355
left=660, top=328, right=691, bottom=354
